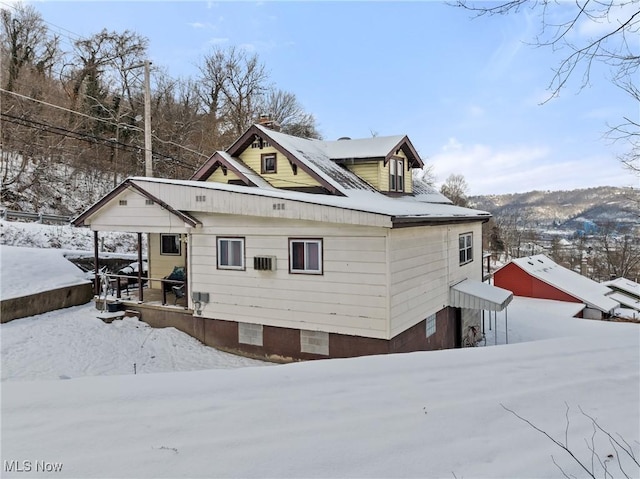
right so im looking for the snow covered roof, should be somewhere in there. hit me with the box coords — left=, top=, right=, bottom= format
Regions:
left=223, top=124, right=425, bottom=196
left=511, top=255, right=619, bottom=313
left=410, top=180, right=453, bottom=204
left=603, top=277, right=640, bottom=299
left=324, top=135, right=406, bottom=160
left=126, top=177, right=490, bottom=223
left=450, top=279, right=513, bottom=311
left=608, top=292, right=640, bottom=312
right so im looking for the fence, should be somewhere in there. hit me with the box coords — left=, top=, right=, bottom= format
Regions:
left=0, top=209, right=72, bottom=225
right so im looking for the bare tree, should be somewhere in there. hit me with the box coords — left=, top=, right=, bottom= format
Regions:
left=261, top=88, right=320, bottom=138
left=412, top=164, right=436, bottom=187
left=440, top=173, right=469, bottom=207
left=594, top=221, right=640, bottom=280
left=1, top=5, right=60, bottom=91
left=452, top=0, right=639, bottom=173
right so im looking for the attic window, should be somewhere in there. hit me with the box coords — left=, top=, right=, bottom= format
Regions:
left=389, top=158, right=404, bottom=192
left=261, top=153, right=277, bottom=174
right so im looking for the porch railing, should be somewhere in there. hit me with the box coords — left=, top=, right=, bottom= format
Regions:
left=95, top=273, right=187, bottom=306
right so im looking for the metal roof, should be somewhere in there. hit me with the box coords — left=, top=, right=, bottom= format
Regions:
left=450, top=279, right=513, bottom=312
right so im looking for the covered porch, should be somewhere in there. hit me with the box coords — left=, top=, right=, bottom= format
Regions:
left=72, top=179, right=202, bottom=311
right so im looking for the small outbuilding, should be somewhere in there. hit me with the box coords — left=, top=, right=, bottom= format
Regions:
left=494, top=254, right=619, bottom=320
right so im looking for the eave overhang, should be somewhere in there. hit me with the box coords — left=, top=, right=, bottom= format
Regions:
left=189, top=151, right=255, bottom=186
left=384, top=136, right=424, bottom=168
left=391, top=214, right=491, bottom=228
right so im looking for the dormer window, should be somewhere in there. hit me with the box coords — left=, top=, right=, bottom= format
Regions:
left=389, top=158, right=404, bottom=192
left=261, top=153, right=277, bottom=174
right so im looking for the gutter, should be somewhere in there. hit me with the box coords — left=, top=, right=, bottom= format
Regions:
left=391, top=215, right=491, bottom=228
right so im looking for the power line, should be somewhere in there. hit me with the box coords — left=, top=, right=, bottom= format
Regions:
left=1, top=88, right=209, bottom=159
left=0, top=112, right=201, bottom=170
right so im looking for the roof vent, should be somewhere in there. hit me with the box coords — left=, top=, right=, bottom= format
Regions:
left=337, top=136, right=351, bottom=141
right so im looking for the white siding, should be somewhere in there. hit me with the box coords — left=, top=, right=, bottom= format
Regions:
left=190, top=215, right=389, bottom=338
left=388, top=223, right=484, bottom=337
left=135, top=180, right=391, bottom=228
left=87, top=189, right=193, bottom=233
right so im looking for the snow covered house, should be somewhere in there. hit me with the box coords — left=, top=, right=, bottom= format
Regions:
left=494, top=254, right=619, bottom=320
left=73, top=122, right=512, bottom=360
left=603, top=277, right=640, bottom=319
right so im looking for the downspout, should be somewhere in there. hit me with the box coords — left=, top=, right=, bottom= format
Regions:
left=93, top=231, right=99, bottom=296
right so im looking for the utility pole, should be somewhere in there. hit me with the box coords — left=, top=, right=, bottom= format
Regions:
left=143, top=60, right=152, bottom=177
left=123, top=61, right=153, bottom=177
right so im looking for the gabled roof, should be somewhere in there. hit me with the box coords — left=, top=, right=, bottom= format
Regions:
left=508, top=254, right=619, bottom=313
left=72, top=179, right=202, bottom=228
left=227, top=125, right=358, bottom=195
left=225, top=124, right=426, bottom=196
left=325, top=135, right=423, bottom=167
left=190, top=151, right=274, bottom=189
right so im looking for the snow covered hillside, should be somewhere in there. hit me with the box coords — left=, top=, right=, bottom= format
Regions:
left=1, top=220, right=639, bottom=478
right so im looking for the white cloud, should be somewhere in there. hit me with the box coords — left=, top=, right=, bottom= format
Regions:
left=429, top=138, right=632, bottom=195
left=207, top=37, right=229, bottom=45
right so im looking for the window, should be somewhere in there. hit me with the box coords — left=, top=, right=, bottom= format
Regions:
left=261, top=153, right=277, bottom=173
left=459, top=232, right=473, bottom=265
left=389, top=158, right=404, bottom=192
left=426, top=314, right=437, bottom=338
left=289, top=239, right=322, bottom=274
left=161, top=234, right=181, bottom=256
left=217, top=237, right=245, bottom=270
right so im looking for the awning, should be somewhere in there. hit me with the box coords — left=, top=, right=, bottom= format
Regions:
left=450, top=279, right=513, bottom=312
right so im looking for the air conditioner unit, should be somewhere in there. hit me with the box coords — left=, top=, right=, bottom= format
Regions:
left=254, top=256, right=276, bottom=271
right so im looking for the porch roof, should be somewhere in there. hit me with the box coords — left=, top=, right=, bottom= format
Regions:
left=450, top=279, right=513, bottom=312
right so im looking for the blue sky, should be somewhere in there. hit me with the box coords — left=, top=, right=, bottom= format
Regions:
left=20, top=1, right=638, bottom=194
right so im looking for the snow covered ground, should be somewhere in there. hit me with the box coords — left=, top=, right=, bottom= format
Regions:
left=1, top=221, right=639, bottom=478
left=1, top=304, right=266, bottom=382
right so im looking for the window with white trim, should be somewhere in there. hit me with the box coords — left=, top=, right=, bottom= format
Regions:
left=289, top=239, right=322, bottom=274
left=389, top=158, right=404, bottom=192
left=217, top=237, right=245, bottom=270
left=426, top=314, right=436, bottom=338
left=459, top=232, right=473, bottom=265
left=160, top=234, right=181, bottom=256
left=261, top=153, right=277, bottom=174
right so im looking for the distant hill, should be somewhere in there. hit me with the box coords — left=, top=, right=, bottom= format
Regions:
left=469, top=186, right=639, bottom=230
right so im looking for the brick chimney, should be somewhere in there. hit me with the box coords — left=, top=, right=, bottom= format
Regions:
left=258, top=113, right=281, bottom=131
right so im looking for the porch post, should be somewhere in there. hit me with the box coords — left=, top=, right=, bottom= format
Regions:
left=93, top=231, right=99, bottom=296
left=184, top=234, right=189, bottom=309
left=505, top=308, right=508, bottom=344
left=137, top=232, right=144, bottom=302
